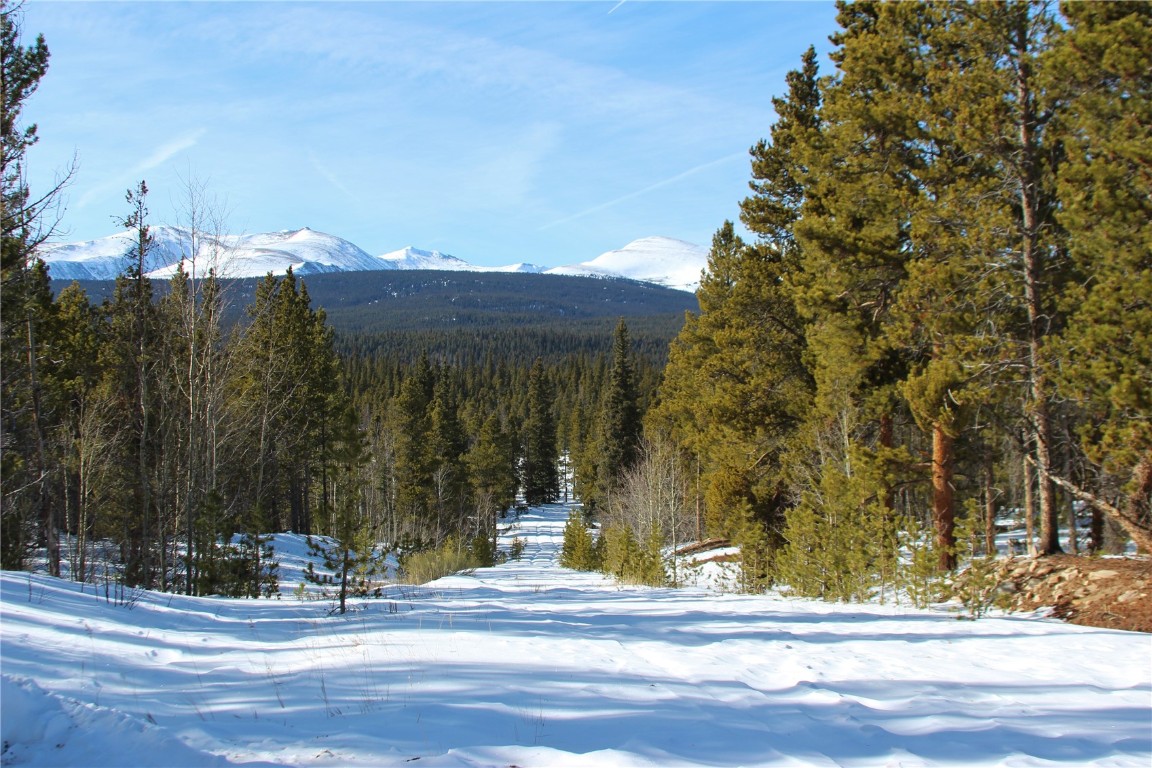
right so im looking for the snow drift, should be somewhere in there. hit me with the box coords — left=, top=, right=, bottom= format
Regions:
left=2, top=503, right=1149, bottom=767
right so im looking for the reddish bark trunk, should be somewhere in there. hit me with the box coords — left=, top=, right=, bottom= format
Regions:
left=933, top=422, right=956, bottom=572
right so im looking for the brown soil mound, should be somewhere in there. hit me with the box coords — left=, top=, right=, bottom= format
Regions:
left=983, top=555, right=1151, bottom=633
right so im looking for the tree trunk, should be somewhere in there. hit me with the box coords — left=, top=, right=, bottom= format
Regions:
left=25, top=315, right=59, bottom=577
left=984, top=452, right=997, bottom=557
left=1023, top=452, right=1036, bottom=556
left=879, top=412, right=895, bottom=515
left=1089, top=506, right=1104, bottom=554
left=1028, top=453, right=1152, bottom=555
left=1125, top=454, right=1152, bottom=554
left=1030, top=391, right=1061, bottom=555
left=1064, top=445, right=1079, bottom=555
left=1012, top=19, right=1061, bottom=557
left=932, top=422, right=956, bottom=572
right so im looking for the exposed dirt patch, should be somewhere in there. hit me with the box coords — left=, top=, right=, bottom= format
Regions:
left=985, top=555, right=1151, bottom=633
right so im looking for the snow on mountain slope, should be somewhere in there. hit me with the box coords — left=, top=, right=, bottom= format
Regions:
left=377, top=247, right=548, bottom=274
left=40, top=230, right=702, bottom=290
left=377, top=246, right=481, bottom=271
left=491, top=262, right=548, bottom=274
left=38, top=226, right=195, bottom=281
left=40, top=227, right=385, bottom=281
left=217, top=227, right=387, bottom=277
left=546, top=236, right=708, bottom=292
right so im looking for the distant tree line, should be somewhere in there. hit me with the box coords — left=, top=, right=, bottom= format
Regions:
left=63, top=271, right=696, bottom=361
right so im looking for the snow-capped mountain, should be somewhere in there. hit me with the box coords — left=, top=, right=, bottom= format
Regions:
left=39, top=229, right=705, bottom=292
left=376, top=247, right=549, bottom=275
left=40, top=227, right=384, bottom=281
left=37, top=226, right=191, bottom=281
left=546, top=236, right=708, bottom=292
left=377, top=246, right=477, bottom=271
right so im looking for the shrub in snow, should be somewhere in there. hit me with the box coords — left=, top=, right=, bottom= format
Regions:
left=400, top=536, right=487, bottom=585
left=560, top=513, right=599, bottom=571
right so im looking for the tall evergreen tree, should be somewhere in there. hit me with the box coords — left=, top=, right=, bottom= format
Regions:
left=1, top=0, right=59, bottom=570
left=522, top=358, right=559, bottom=505
left=651, top=219, right=810, bottom=550
left=306, top=405, right=379, bottom=614
left=940, top=2, right=1068, bottom=555
left=465, top=412, right=517, bottom=534
left=1050, top=1, right=1152, bottom=551
left=51, top=283, right=108, bottom=581
left=789, top=0, right=919, bottom=541
left=427, top=372, right=467, bottom=534
left=741, top=45, right=820, bottom=256
left=228, top=269, right=343, bottom=536
left=102, top=181, right=162, bottom=585
left=587, top=319, right=641, bottom=511
left=390, top=353, right=435, bottom=536
left=815, top=1, right=983, bottom=572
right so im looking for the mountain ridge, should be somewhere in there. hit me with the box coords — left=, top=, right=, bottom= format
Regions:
left=39, top=228, right=707, bottom=292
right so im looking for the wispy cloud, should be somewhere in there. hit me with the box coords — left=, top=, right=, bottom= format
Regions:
left=538, top=152, right=745, bottom=232
left=308, top=152, right=358, bottom=203
left=134, top=129, right=206, bottom=174
left=27, top=0, right=836, bottom=264
left=77, top=129, right=207, bottom=210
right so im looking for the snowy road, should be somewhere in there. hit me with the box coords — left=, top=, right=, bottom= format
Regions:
left=2, top=502, right=1150, bottom=767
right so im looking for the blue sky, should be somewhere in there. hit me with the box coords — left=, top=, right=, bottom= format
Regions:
left=23, top=1, right=838, bottom=268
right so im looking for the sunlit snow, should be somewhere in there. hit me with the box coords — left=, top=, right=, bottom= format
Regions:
left=546, top=236, right=709, bottom=292
left=2, top=503, right=1148, bottom=767
left=38, top=231, right=706, bottom=291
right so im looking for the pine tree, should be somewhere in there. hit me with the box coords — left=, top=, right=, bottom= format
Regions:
left=522, top=358, right=559, bottom=505
left=650, top=219, right=811, bottom=543
left=305, top=406, right=379, bottom=615
left=427, top=373, right=467, bottom=534
left=821, top=1, right=983, bottom=572
left=786, top=2, right=924, bottom=576
left=599, top=522, right=639, bottom=582
left=561, top=512, right=599, bottom=571
left=588, top=319, right=641, bottom=511
left=0, top=2, right=63, bottom=571
left=938, top=2, right=1068, bottom=555
left=465, top=412, right=517, bottom=547
left=102, top=181, right=162, bottom=586
left=776, top=437, right=898, bottom=601
left=228, top=269, right=344, bottom=536
left=740, top=45, right=820, bottom=255
left=51, top=283, right=108, bottom=581
left=390, top=353, right=435, bottom=535
left=1050, top=1, right=1152, bottom=551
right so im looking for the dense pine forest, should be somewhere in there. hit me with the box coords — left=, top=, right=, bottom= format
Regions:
left=3, top=1, right=1149, bottom=603
left=632, top=0, right=1150, bottom=598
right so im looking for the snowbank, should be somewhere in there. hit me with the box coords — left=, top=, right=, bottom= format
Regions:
left=2, top=503, right=1149, bottom=767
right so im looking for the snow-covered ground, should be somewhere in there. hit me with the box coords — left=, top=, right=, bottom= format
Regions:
left=2, top=503, right=1149, bottom=767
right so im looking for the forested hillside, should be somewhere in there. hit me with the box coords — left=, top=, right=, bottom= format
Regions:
left=65, top=270, right=697, bottom=331
left=66, top=270, right=696, bottom=366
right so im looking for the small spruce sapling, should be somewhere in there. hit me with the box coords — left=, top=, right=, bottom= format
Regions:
left=561, top=513, right=599, bottom=571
